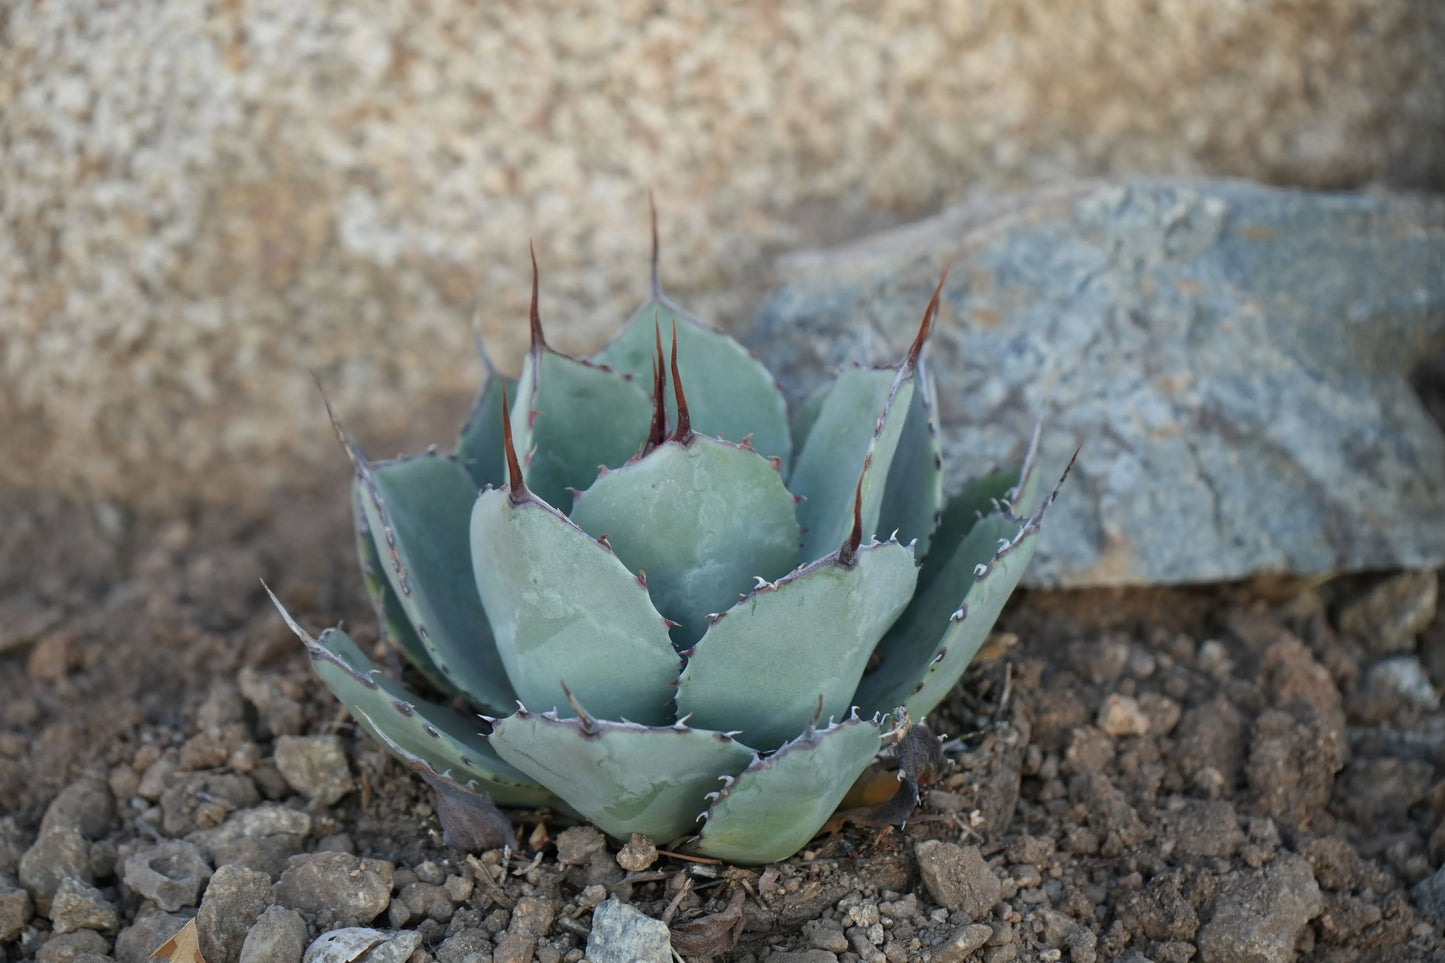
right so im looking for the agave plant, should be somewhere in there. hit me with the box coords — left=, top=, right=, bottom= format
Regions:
left=270, top=228, right=1069, bottom=865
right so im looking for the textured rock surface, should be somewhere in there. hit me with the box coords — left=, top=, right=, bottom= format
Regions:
left=1196, top=854, right=1323, bottom=962
left=753, top=180, right=1445, bottom=585
left=3, top=1, right=1442, bottom=511
left=585, top=900, right=671, bottom=963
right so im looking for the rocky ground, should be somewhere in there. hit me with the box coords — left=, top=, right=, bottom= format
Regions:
left=2, top=488, right=1444, bottom=963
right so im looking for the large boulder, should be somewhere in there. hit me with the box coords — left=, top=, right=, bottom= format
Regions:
left=751, top=180, right=1445, bottom=586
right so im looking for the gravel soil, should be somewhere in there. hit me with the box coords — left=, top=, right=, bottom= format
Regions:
left=2, top=487, right=1443, bottom=963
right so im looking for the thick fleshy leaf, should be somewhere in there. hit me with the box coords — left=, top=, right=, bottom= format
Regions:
left=456, top=369, right=516, bottom=490
left=510, top=345, right=653, bottom=511
left=688, top=714, right=887, bottom=864
left=788, top=367, right=915, bottom=562
left=676, top=540, right=917, bottom=750
left=267, top=591, right=552, bottom=807
left=489, top=709, right=756, bottom=842
left=351, top=484, right=453, bottom=695
left=569, top=435, right=801, bottom=647
left=876, top=352, right=943, bottom=560
left=854, top=459, right=1072, bottom=719
left=912, top=468, right=1021, bottom=600
left=788, top=382, right=829, bottom=458
left=356, top=452, right=515, bottom=716
left=593, top=298, right=792, bottom=469
left=470, top=487, right=680, bottom=725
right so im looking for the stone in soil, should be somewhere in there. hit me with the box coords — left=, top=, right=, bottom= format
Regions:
left=38, top=780, right=115, bottom=839
left=239, top=906, right=308, bottom=963
left=302, top=928, right=420, bottom=963
left=114, top=908, right=192, bottom=963
left=553, top=825, right=606, bottom=867
left=1337, top=570, right=1438, bottom=655
left=187, top=804, right=311, bottom=877
left=49, top=877, right=118, bottom=935
left=161, top=773, right=261, bottom=836
left=198, top=864, right=275, bottom=963
left=914, top=840, right=1002, bottom=919
left=585, top=899, right=671, bottom=963
left=121, top=839, right=213, bottom=912
left=273, top=853, right=393, bottom=929
left=0, top=874, right=32, bottom=941
left=1158, top=797, right=1245, bottom=861
left=930, top=922, right=993, bottom=963
left=273, top=735, right=352, bottom=806
left=1196, top=853, right=1323, bottom=962
left=19, top=828, right=93, bottom=914
left=34, top=928, right=110, bottom=963
left=1245, top=705, right=1344, bottom=830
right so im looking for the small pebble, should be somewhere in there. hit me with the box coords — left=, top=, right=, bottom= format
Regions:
left=122, top=840, right=213, bottom=912
left=273, top=736, right=352, bottom=806
left=615, top=834, right=657, bottom=873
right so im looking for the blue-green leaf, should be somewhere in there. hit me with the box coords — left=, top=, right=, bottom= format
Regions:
left=593, top=298, right=792, bottom=470
left=356, top=452, right=515, bottom=716
left=489, top=709, right=756, bottom=842
left=469, top=487, right=680, bottom=725
left=351, top=483, right=454, bottom=696
left=510, top=345, right=653, bottom=512
left=268, top=590, right=551, bottom=808
left=688, top=714, right=887, bottom=864
left=569, top=435, right=800, bottom=647
left=456, top=367, right=516, bottom=491
left=787, top=368, right=915, bottom=563
left=676, top=540, right=916, bottom=750
left=877, top=352, right=943, bottom=560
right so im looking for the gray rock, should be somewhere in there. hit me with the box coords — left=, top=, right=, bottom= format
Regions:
left=122, top=840, right=213, bottom=912
left=914, top=840, right=1002, bottom=919
left=767, top=952, right=840, bottom=963
left=239, top=906, right=309, bottom=963
left=273, top=736, right=352, bottom=806
left=553, top=826, right=606, bottom=867
left=113, top=909, right=191, bottom=963
left=19, top=828, right=93, bottom=914
left=50, top=878, right=119, bottom=935
left=1412, top=861, right=1445, bottom=924
left=303, top=928, right=420, bottom=963
left=1197, top=853, right=1323, bottom=963
left=36, top=929, right=111, bottom=963
left=802, top=918, right=849, bottom=953
left=188, top=805, right=311, bottom=878
left=434, top=928, right=493, bottom=963
left=752, top=181, right=1445, bottom=586
left=1363, top=655, right=1441, bottom=711
left=930, top=922, right=993, bottom=963
left=585, top=900, right=671, bottom=963
left=391, top=881, right=453, bottom=926
left=1338, top=570, right=1439, bottom=654
left=0, top=816, right=29, bottom=874
left=0, top=874, right=33, bottom=942
left=40, top=781, right=116, bottom=839
left=274, top=853, right=392, bottom=929
left=237, top=670, right=307, bottom=740
left=1160, top=797, right=1246, bottom=861
left=197, top=865, right=273, bottom=963
left=161, top=774, right=261, bottom=837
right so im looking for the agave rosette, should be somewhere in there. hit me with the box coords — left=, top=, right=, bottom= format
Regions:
left=271, top=237, right=1068, bottom=864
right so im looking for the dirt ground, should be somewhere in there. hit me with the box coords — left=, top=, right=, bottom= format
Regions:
left=2, top=471, right=1443, bottom=962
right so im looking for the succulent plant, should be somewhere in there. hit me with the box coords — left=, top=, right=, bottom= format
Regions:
left=269, top=226, right=1070, bottom=865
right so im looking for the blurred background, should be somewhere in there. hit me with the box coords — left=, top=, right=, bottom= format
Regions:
left=3, top=0, right=1442, bottom=513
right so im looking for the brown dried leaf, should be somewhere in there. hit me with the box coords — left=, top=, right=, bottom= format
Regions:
left=669, top=888, right=747, bottom=960
left=151, top=918, right=206, bottom=963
